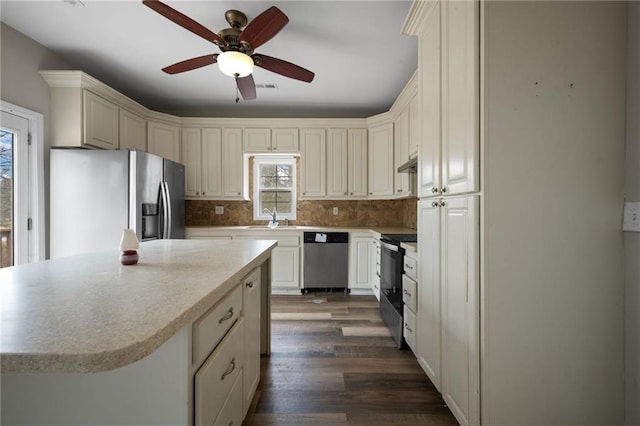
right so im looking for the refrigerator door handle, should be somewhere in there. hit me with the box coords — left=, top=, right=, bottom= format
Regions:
left=164, top=181, right=173, bottom=238
left=160, top=182, right=170, bottom=239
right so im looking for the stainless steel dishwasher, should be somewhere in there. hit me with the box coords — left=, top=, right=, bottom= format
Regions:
left=303, top=232, right=349, bottom=293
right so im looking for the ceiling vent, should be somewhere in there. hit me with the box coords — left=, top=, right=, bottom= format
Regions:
left=255, top=84, right=278, bottom=89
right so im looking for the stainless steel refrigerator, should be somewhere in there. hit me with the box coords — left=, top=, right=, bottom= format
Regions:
left=50, top=149, right=185, bottom=258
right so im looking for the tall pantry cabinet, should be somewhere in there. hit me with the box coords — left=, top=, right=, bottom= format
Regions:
left=405, top=0, right=626, bottom=424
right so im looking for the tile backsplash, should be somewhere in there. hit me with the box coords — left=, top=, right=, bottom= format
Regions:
left=186, top=197, right=417, bottom=229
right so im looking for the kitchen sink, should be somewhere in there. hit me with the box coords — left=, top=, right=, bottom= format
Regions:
left=246, top=225, right=298, bottom=229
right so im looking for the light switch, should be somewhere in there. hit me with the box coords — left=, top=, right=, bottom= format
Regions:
left=215, top=206, right=224, bottom=215
left=623, top=202, right=640, bottom=232
left=333, top=207, right=339, bottom=215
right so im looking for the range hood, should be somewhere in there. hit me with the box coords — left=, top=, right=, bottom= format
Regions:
left=397, top=156, right=417, bottom=173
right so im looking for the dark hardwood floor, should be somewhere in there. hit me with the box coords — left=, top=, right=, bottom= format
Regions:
left=243, top=292, right=458, bottom=426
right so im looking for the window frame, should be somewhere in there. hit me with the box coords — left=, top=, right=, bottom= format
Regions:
left=252, top=156, right=297, bottom=221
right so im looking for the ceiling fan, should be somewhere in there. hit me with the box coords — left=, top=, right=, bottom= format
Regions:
left=142, top=0, right=315, bottom=101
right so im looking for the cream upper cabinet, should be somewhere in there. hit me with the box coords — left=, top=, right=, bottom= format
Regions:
left=418, top=0, right=479, bottom=198
left=394, top=106, right=411, bottom=197
left=182, top=128, right=243, bottom=200
left=243, top=128, right=271, bottom=152
left=417, top=4, right=441, bottom=198
left=326, top=128, right=368, bottom=199
left=300, top=128, right=326, bottom=198
left=221, top=128, right=244, bottom=199
left=326, top=129, right=348, bottom=197
left=202, top=128, right=223, bottom=197
left=441, top=0, right=479, bottom=196
left=84, top=90, right=119, bottom=149
left=148, top=121, right=180, bottom=163
left=47, top=87, right=119, bottom=149
left=272, top=128, right=299, bottom=152
left=348, top=129, right=368, bottom=198
left=119, top=108, right=146, bottom=151
left=243, top=128, right=299, bottom=153
left=408, top=95, right=419, bottom=158
left=182, top=128, right=204, bottom=197
left=368, top=122, right=395, bottom=198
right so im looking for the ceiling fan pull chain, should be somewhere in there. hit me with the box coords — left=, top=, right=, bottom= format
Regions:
left=235, top=83, right=240, bottom=103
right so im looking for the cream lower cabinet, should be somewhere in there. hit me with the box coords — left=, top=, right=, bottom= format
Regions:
left=371, top=236, right=381, bottom=300
left=242, top=268, right=261, bottom=416
left=235, top=234, right=301, bottom=289
left=402, top=248, right=418, bottom=352
left=348, top=234, right=373, bottom=290
left=417, top=196, right=479, bottom=426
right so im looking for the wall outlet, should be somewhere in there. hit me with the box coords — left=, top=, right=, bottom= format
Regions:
left=333, top=207, right=339, bottom=215
left=215, top=206, right=224, bottom=215
left=623, top=202, right=640, bottom=232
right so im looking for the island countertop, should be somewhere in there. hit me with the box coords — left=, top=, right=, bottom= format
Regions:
left=0, top=239, right=276, bottom=375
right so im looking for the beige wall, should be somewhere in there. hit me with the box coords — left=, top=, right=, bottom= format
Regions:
left=482, top=1, right=626, bottom=422
left=0, top=22, right=75, bottom=258
left=625, top=3, right=640, bottom=424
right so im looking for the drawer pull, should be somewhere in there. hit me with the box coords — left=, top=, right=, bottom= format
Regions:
left=405, top=264, right=414, bottom=270
left=403, top=289, right=412, bottom=297
left=221, top=357, right=236, bottom=380
left=246, top=281, right=254, bottom=289
left=404, top=322, right=413, bottom=333
left=219, top=307, right=234, bottom=324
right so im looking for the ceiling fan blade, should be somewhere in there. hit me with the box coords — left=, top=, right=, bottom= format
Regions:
left=162, top=54, right=218, bottom=74
left=238, top=6, right=289, bottom=50
left=253, top=54, right=315, bottom=83
left=143, top=0, right=226, bottom=47
left=236, top=75, right=257, bottom=100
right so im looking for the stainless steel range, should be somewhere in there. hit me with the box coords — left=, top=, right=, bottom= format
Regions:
left=379, top=233, right=417, bottom=349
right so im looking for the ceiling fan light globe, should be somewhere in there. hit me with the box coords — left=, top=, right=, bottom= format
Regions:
left=218, top=51, right=254, bottom=78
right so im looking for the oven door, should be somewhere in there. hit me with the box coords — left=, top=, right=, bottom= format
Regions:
left=380, top=239, right=404, bottom=294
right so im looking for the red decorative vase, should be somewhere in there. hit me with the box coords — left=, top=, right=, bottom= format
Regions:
left=120, top=250, right=139, bottom=265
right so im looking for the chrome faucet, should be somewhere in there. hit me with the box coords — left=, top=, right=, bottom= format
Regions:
left=263, top=208, right=277, bottom=224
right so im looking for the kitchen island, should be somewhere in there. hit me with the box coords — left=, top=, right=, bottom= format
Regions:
left=1, top=239, right=276, bottom=425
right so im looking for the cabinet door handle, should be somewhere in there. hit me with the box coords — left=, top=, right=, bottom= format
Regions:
left=440, top=201, right=446, bottom=207
left=344, top=192, right=348, bottom=195
left=404, top=322, right=413, bottom=333
left=397, top=188, right=402, bottom=192
left=219, top=307, right=234, bottom=324
left=432, top=201, right=438, bottom=207
left=246, top=281, right=254, bottom=288
left=203, top=192, right=206, bottom=196
left=403, top=289, right=412, bottom=297
left=442, top=187, right=448, bottom=193
left=405, top=264, right=413, bottom=270
left=221, top=357, right=236, bottom=380
left=431, top=187, right=439, bottom=194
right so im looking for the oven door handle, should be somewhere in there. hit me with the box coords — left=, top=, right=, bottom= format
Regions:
left=380, top=240, right=400, bottom=252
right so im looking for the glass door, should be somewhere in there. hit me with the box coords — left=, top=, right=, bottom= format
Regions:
left=1, top=111, right=29, bottom=267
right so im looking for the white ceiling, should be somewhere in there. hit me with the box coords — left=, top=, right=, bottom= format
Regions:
left=0, top=0, right=417, bottom=118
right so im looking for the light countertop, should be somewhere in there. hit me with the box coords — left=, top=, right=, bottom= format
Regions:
left=187, top=225, right=417, bottom=236
left=0, top=239, right=276, bottom=375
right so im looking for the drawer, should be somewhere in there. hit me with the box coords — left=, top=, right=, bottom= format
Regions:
left=402, top=275, right=417, bottom=313
left=195, top=317, right=245, bottom=426
left=403, top=254, right=417, bottom=280
left=213, top=367, right=244, bottom=426
left=403, top=306, right=417, bottom=352
left=235, top=234, right=300, bottom=246
left=193, top=284, right=243, bottom=366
